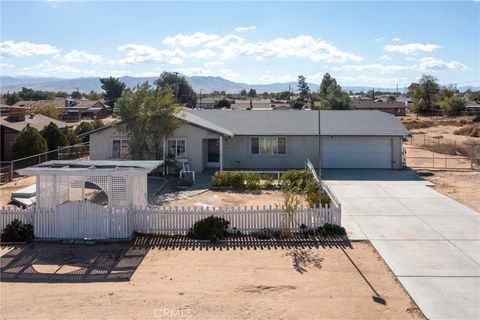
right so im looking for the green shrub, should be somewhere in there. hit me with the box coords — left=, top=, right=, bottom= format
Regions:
left=280, top=170, right=312, bottom=191
left=187, top=216, right=230, bottom=243
left=244, top=172, right=261, bottom=190
left=1, top=219, right=34, bottom=242
left=261, top=173, right=275, bottom=189
left=316, top=223, right=346, bottom=237
left=212, top=171, right=261, bottom=190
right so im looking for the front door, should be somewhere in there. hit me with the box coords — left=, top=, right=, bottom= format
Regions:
left=207, top=139, right=220, bottom=167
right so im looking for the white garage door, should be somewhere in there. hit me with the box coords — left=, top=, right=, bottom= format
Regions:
left=321, top=136, right=392, bottom=169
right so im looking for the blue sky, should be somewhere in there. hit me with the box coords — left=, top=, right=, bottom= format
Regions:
left=1, top=1, right=479, bottom=88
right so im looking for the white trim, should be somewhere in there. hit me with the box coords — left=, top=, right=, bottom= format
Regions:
left=167, top=138, right=187, bottom=159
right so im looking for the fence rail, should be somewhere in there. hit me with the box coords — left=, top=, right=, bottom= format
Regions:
left=0, top=204, right=341, bottom=239
left=0, top=142, right=89, bottom=184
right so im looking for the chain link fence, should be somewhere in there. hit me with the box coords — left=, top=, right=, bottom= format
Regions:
left=404, top=135, right=480, bottom=170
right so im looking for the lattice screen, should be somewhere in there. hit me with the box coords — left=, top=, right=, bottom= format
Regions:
left=111, top=176, right=127, bottom=207
left=38, top=176, right=54, bottom=209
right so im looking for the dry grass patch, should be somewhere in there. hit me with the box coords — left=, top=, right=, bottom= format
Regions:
left=454, top=124, right=480, bottom=137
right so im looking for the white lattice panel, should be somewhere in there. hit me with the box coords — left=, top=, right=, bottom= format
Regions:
left=111, top=176, right=127, bottom=207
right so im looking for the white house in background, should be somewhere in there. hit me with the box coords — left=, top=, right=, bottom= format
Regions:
left=86, top=109, right=410, bottom=172
left=231, top=99, right=273, bottom=110
left=196, top=97, right=219, bottom=109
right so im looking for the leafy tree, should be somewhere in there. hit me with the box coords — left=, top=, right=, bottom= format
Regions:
left=275, top=91, right=291, bottom=100
left=100, top=77, right=126, bottom=107
left=31, top=102, right=60, bottom=119
left=5, top=91, right=20, bottom=105
left=441, top=96, right=466, bottom=117
left=319, top=73, right=335, bottom=100
left=214, top=98, right=231, bottom=109
left=61, top=127, right=81, bottom=145
left=440, top=84, right=457, bottom=102
left=387, top=95, right=396, bottom=102
left=71, top=90, right=82, bottom=99
left=41, top=122, right=68, bottom=150
left=11, top=124, right=48, bottom=159
left=74, top=121, right=94, bottom=142
left=87, top=90, right=103, bottom=101
left=18, top=87, right=55, bottom=101
left=318, top=73, right=352, bottom=110
left=155, top=72, right=197, bottom=108
left=297, top=75, right=310, bottom=101
left=240, top=89, right=247, bottom=97
left=410, top=74, right=440, bottom=114
left=55, top=91, right=69, bottom=98
left=117, top=82, right=184, bottom=159
left=291, top=100, right=305, bottom=109
left=247, top=88, right=257, bottom=98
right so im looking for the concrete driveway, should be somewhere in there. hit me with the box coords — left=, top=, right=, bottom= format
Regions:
left=324, top=170, right=480, bottom=320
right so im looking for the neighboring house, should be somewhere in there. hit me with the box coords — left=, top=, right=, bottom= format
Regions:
left=465, top=102, right=480, bottom=115
left=231, top=99, right=273, bottom=110
left=13, top=99, right=110, bottom=122
left=196, top=98, right=219, bottom=109
left=0, top=104, right=10, bottom=116
left=87, top=110, right=409, bottom=172
left=0, top=107, right=69, bottom=161
left=353, top=100, right=407, bottom=116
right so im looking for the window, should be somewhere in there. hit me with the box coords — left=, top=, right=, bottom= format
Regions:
left=251, top=137, right=286, bottom=155
left=168, top=139, right=186, bottom=159
left=112, top=140, right=129, bottom=158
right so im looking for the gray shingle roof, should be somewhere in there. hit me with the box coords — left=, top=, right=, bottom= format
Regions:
left=186, top=109, right=410, bottom=136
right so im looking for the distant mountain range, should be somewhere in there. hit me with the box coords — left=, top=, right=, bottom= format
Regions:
left=1, top=75, right=477, bottom=94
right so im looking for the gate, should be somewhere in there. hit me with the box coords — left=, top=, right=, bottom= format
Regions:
left=54, top=202, right=110, bottom=239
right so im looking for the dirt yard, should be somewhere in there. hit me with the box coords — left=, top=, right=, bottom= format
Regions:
left=162, top=189, right=301, bottom=208
left=417, top=170, right=480, bottom=212
left=0, top=240, right=423, bottom=320
left=0, top=176, right=36, bottom=206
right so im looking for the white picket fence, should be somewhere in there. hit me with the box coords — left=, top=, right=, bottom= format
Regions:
left=133, top=205, right=340, bottom=235
left=0, top=204, right=341, bottom=239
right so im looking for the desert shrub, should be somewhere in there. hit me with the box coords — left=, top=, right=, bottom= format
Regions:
left=251, top=228, right=277, bottom=239
left=211, top=171, right=261, bottom=190
left=1, top=219, right=34, bottom=242
left=316, top=223, right=346, bottom=237
left=244, top=172, right=261, bottom=190
left=187, top=216, right=230, bottom=243
left=261, top=173, right=275, bottom=189
left=280, top=170, right=312, bottom=191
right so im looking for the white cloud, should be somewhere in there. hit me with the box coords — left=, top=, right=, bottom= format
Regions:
left=235, top=35, right=363, bottom=63
left=188, top=48, right=217, bottom=59
left=117, top=44, right=186, bottom=65
left=20, top=59, right=96, bottom=77
left=56, top=49, right=102, bottom=64
left=335, top=75, right=409, bottom=87
left=163, top=32, right=220, bottom=48
left=234, top=26, right=256, bottom=33
left=204, top=61, right=224, bottom=67
left=374, top=38, right=385, bottom=42
left=0, top=63, right=14, bottom=68
left=340, top=64, right=411, bottom=73
left=380, top=55, right=392, bottom=61
left=416, top=57, right=468, bottom=71
left=384, top=43, right=441, bottom=55
left=392, top=38, right=401, bottom=42
left=259, top=71, right=295, bottom=83
left=177, top=67, right=214, bottom=77
left=218, top=69, right=242, bottom=81
left=0, top=40, right=59, bottom=57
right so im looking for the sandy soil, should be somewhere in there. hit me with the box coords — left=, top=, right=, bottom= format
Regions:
left=0, top=241, right=423, bottom=320
left=163, top=189, right=307, bottom=208
left=417, top=170, right=480, bottom=212
left=0, top=176, right=36, bottom=206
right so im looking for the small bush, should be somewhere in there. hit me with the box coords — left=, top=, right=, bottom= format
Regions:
left=261, top=173, right=276, bottom=189
left=244, top=172, right=261, bottom=190
left=252, top=228, right=276, bottom=239
left=212, top=171, right=261, bottom=190
left=1, top=219, right=34, bottom=242
left=316, top=223, right=346, bottom=237
left=280, top=170, right=312, bottom=190
left=454, top=124, right=480, bottom=138
left=187, top=216, right=230, bottom=243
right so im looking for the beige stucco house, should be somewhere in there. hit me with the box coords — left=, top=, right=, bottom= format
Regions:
left=86, top=109, right=410, bottom=172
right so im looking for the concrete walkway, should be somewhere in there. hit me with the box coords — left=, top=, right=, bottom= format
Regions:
left=324, top=170, right=480, bottom=320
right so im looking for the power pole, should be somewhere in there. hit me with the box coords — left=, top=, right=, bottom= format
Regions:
left=173, top=71, right=179, bottom=103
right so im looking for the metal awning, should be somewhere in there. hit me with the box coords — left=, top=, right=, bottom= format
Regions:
left=17, top=160, right=163, bottom=176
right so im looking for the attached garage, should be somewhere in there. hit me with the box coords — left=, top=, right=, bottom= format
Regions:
left=321, top=136, right=393, bottom=169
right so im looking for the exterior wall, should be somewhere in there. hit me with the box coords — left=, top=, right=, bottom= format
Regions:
left=89, top=123, right=220, bottom=172
left=392, top=136, right=403, bottom=169
left=222, top=135, right=320, bottom=170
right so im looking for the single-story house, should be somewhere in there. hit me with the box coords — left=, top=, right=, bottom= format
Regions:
left=87, top=109, right=410, bottom=172
left=231, top=99, right=273, bottom=110
left=0, top=107, right=69, bottom=161
left=353, top=100, right=407, bottom=116
left=196, top=97, right=219, bottom=109
left=13, top=99, right=110, bottom=122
